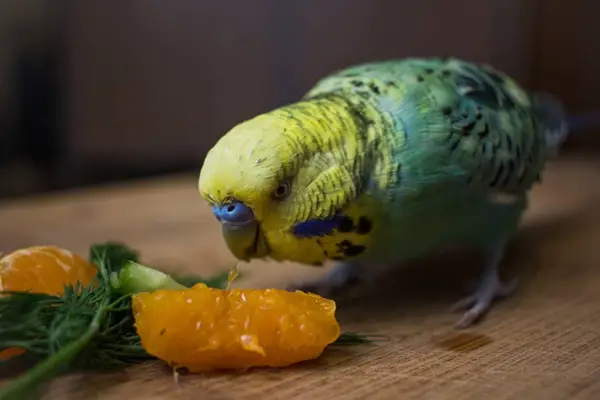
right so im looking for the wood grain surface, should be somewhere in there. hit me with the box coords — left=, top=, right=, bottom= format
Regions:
left=1, top=155, right=600, bottom=399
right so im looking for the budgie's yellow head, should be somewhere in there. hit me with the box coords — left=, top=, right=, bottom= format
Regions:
left=198, top=97, right=379, bottom=265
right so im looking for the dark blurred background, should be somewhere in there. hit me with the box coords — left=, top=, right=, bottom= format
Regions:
left=0, top=0, right=598, bottom=199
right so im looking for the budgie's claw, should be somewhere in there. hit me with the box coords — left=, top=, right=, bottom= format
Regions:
left=452, top=275, right=518, bottom=329
left=452, top=240, right=518, bottom=329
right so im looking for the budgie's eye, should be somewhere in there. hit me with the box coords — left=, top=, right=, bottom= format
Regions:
left=272, top=181, right=291, bottom=200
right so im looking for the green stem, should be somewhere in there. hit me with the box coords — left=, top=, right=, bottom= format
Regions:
left=0, top=299, right=109, bottom=400
left=110, top=261, right=186, bottom=296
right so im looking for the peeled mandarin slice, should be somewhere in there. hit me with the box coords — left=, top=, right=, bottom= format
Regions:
left=0, top=245, right=98, bottom=360
left=0, top=245, right=97, bottom=295
left=132, top=283, right=340, bottom=372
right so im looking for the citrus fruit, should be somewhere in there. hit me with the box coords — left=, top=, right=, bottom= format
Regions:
left=0, top=245, right=98, bottom=360
left=0, top=245, right=98, bottom=295
left=132, top=283, right=341, bottom=372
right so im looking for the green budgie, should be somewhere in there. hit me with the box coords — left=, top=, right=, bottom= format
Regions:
left=198, top=57, right=593, bottom=328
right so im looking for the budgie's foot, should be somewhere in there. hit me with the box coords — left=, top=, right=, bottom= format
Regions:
left=452, top=242, right=518, bottom=329
left=288, top=262, right=364, bottom=298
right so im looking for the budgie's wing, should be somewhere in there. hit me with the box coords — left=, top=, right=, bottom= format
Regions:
left=425, top=58, right=550, bottom=196
left=309, top=58, right=553, bottom=198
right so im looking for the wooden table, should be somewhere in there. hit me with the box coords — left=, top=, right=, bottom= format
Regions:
left=2, top=155, right=600, bottom=399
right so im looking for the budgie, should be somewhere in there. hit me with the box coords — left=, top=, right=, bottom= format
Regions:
left=198, top=57, right=581, bottom=328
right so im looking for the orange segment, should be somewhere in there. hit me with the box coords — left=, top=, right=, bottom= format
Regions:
left=0, top=245, right=98, bottom=295
left=133, top=283, right=340, bottom=372
left=0, top=347, right=26, bottom=360
left=0, top=245, right=98, bottom=360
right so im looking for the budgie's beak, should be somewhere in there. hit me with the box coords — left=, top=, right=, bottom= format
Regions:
left=212, top=201, right=269, bottom=261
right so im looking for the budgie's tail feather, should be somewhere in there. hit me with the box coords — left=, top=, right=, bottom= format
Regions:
left=533, top=92, right=600, bottom=156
